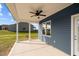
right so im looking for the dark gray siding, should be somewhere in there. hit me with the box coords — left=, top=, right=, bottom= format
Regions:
left=18, top=22, right=29, bottom=32
left=39, top=4, right=79, bottom=55
left=0, top=26, right=2, bottom=30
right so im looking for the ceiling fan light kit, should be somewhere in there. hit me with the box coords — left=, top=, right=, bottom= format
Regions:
left=29, top=8, right=46, bottom=19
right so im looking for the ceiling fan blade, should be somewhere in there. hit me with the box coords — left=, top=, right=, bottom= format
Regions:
left=29, top=12, right=35, bottom=14
left=39, top=14, right=46, bottom=16
left=39, top=10, right=43, bottom=13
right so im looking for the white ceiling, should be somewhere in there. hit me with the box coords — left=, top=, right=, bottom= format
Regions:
left=6, top=3, right=72, bottom=23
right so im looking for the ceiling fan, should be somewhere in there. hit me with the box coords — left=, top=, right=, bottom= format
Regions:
left=29, top=8, right=46, bottom=19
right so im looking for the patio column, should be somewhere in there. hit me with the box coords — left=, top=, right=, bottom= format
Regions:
left=38, top=23, right=40, bottom=40
left=16, top=22, right=19, bottom=42
left=29, top=23, right=31, bottom=41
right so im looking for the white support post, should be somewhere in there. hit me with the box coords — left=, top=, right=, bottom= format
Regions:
left=45, top=24, right=47, bottom=35
left=38, top=23, right=40, bottom=40
left=16, top=22, right=19, bottom=42
left=29, top=23, right=31, bottom=41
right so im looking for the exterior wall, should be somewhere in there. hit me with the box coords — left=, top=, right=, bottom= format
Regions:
left=1, top=25, right=8, bottom=30
left=18, top=22, right=29, bottom=32
left=8, top=24, right=16, bottom=31
left=38, top=24, right=43, bottom=40
left=8, top=22, right=34, bottom=32
left=0, top=26, right=2, bottom=30
left=39, top=4, right=79, bottom=55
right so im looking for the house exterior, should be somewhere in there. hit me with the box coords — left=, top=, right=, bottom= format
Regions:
left=0, top=22, right=34, bottom=32
left=39, top=4, right=79, bottom=55
left=0, top=25, right=8, bottom=30
left=8, top=22, right=34, bottom=32
left=6, top=3, right=79, bottom=56
left=0, top=26, right=2, bottom=30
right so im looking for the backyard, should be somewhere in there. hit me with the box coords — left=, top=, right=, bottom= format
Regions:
left=0, top=30, right=38, bottom=56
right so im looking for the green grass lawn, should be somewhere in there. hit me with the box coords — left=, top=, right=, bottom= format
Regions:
left=0, top=30, right=38, bottom=56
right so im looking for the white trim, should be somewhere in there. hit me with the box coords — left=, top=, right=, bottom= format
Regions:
left=71, top=15, right=74, bottom=56
left=29, top=23, right=31, bottom=41
left=38, top=23, right=40, bottom=40
left=16, top=22, right=19, bottom=42
left=71, top=13, right=79, bottom=56
left=43, top=35, right=51, bottom=37
left=45, top=24, right=47, bottom=35
left=14, top=3, right=20, bottom=21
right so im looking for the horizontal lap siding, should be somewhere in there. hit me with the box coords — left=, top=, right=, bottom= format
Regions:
left=39, top=4, right=79, bottom=55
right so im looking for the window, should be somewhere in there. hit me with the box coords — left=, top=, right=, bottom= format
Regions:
left=42, top=21, right=51, bottom=36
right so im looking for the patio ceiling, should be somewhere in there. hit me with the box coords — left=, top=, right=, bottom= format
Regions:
left=6, top=3, right=72, bottom=23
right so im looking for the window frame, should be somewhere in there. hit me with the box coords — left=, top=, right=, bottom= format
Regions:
left=42, top=20, right=51, bottom=37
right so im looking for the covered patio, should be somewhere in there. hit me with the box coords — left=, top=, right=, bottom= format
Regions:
left=6, top=3, right=72, bottom=56
left=8, top=40, right=68, bottom=56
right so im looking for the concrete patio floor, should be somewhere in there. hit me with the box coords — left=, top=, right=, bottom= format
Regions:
left=8, top=39, right=69, bottom=56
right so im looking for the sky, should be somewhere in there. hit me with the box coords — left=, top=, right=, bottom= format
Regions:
left=31, top=23, right=39, bottom=29
left=0, top=3, right=16, bottom=25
